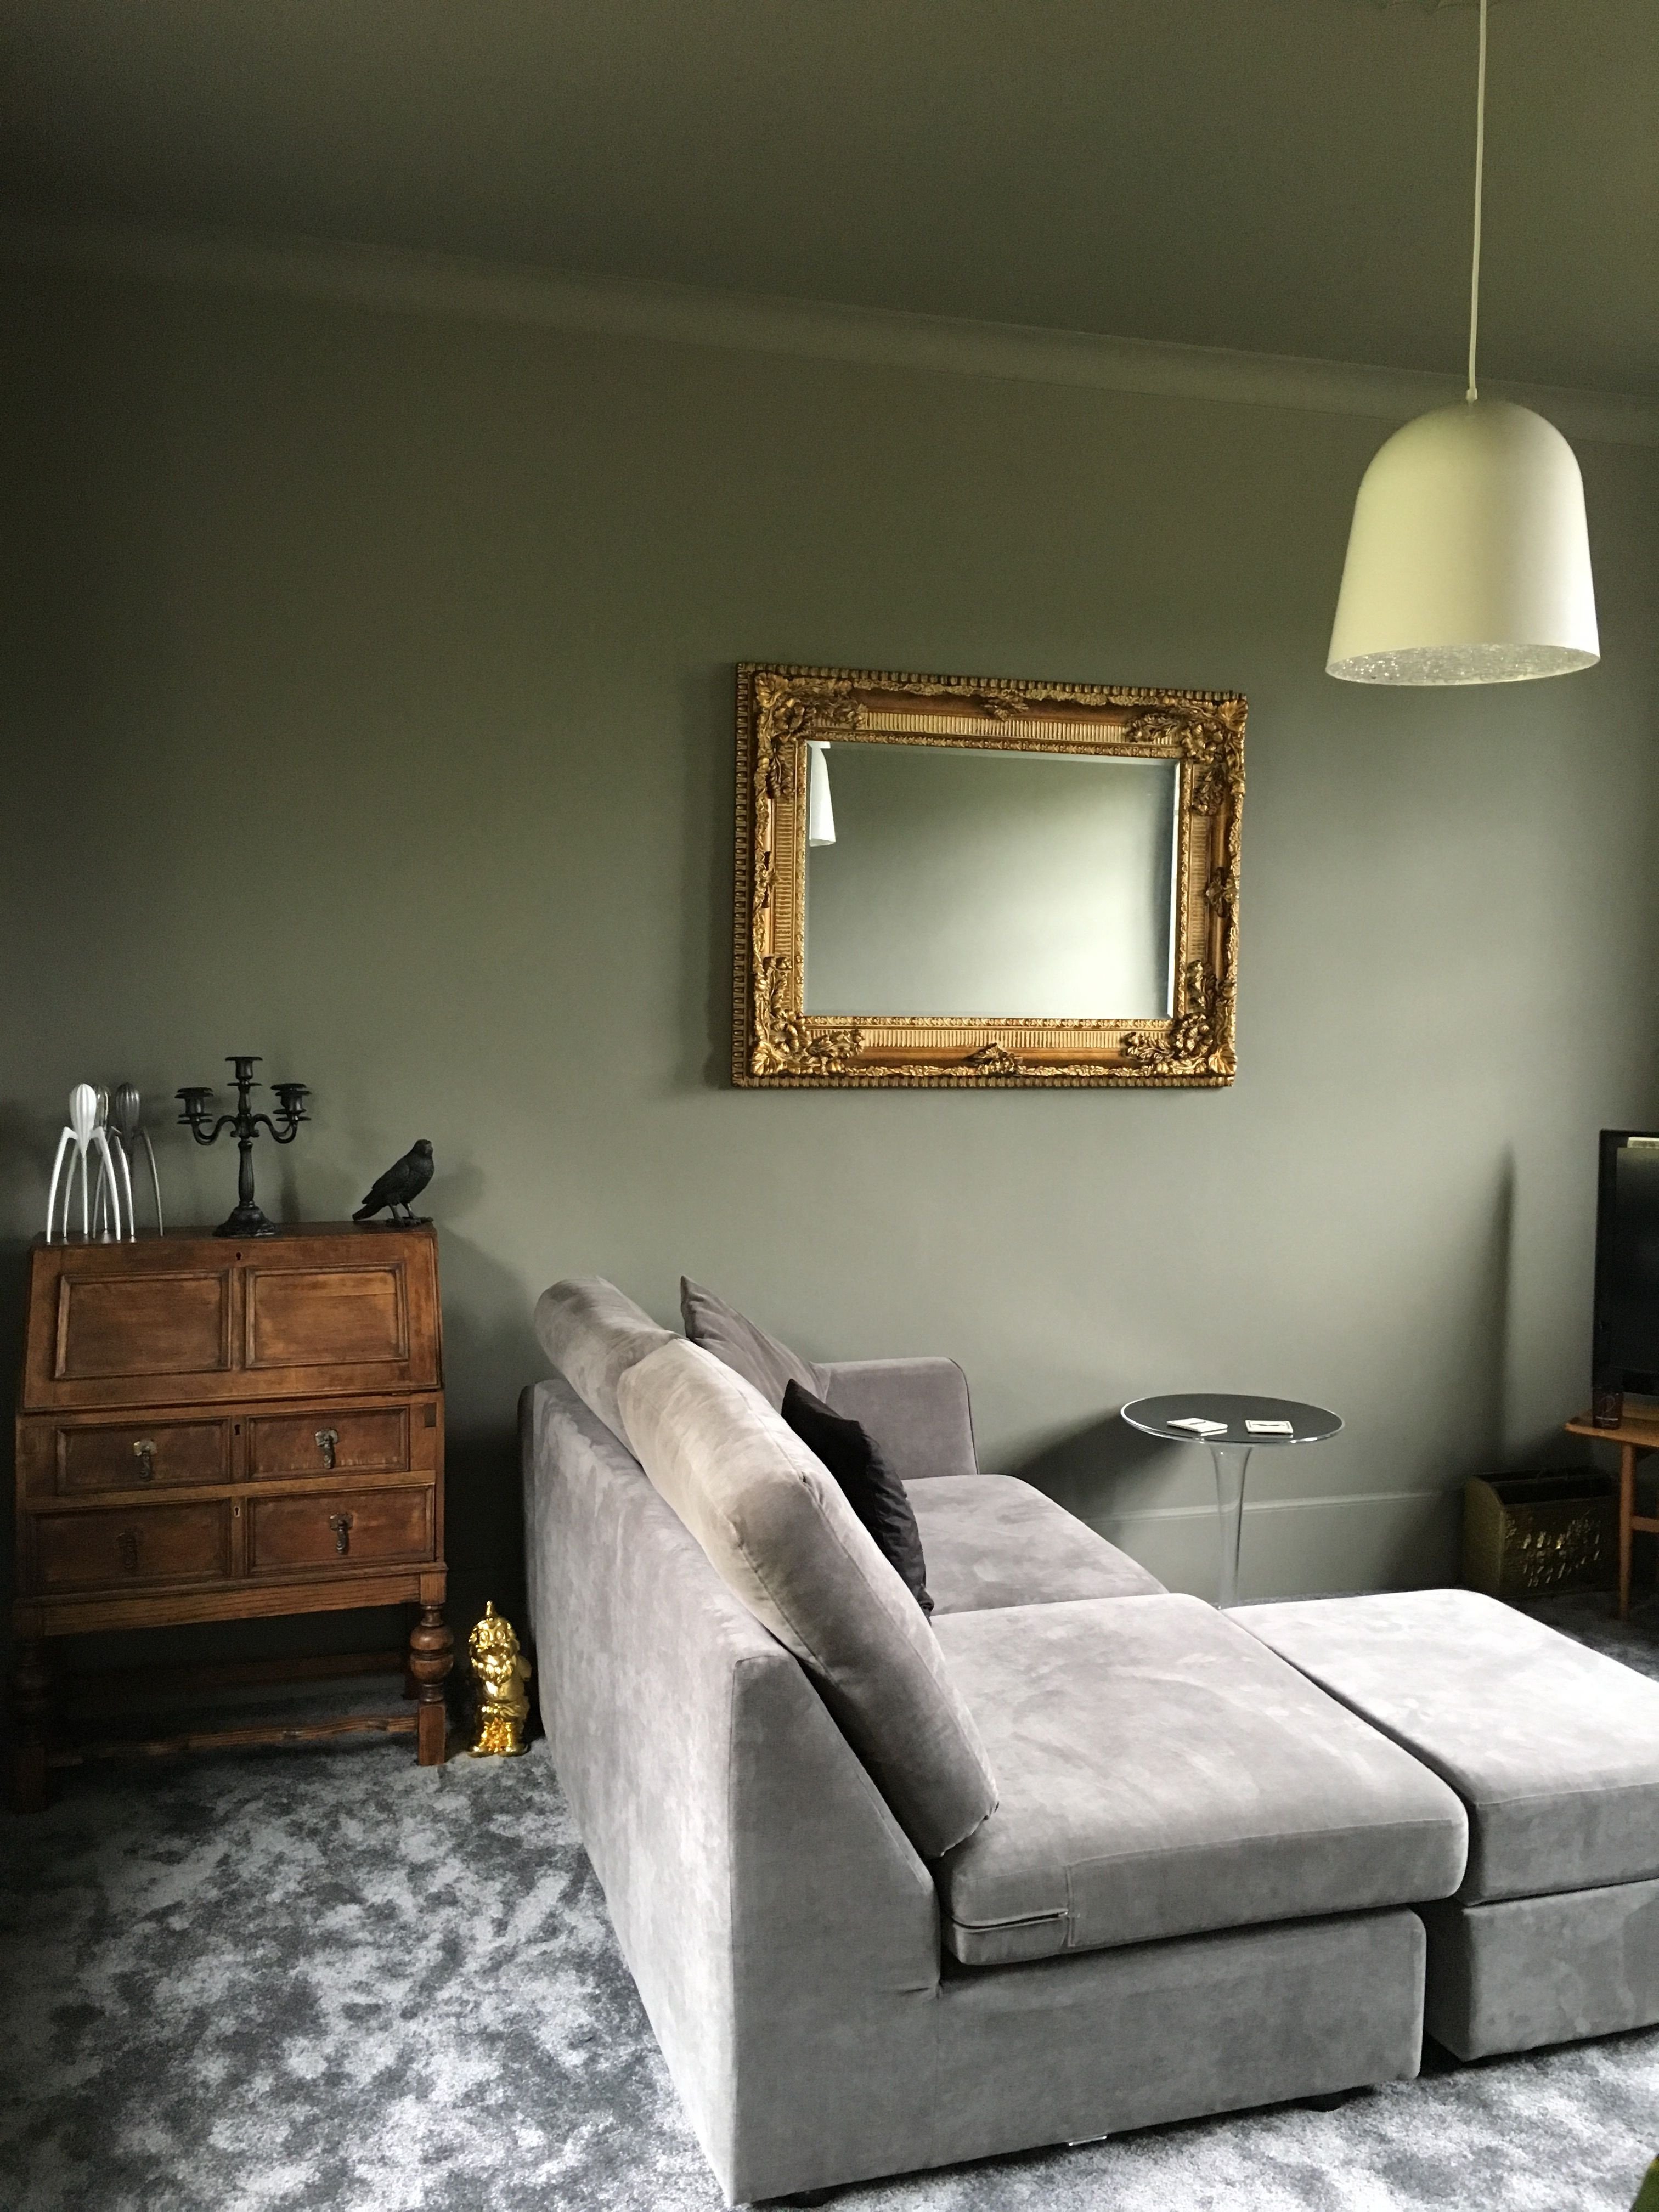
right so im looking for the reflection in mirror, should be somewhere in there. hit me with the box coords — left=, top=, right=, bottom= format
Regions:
left=804, top=744, right=1178, bottom=1019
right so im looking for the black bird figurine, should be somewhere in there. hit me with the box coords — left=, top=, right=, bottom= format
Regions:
left=354, top=1139, right=435, bottom=1224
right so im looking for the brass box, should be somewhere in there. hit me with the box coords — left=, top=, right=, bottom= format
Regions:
left=1463, top=1471, right=1615, bottom=1599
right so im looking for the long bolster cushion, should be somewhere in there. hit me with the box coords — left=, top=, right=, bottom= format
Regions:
left=534, top=1276, right=675, bottom=1444
left=933, top=1594, right=1467, bottom=1965
left=1238, top=1588, right=1659, bottom=1901
left=617, top=1336, right=999, bottom=1860
left=905, top=1474, right=1165, bottom=1615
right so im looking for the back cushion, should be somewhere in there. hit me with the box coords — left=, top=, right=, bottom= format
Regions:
left=618, top=1338, right=998, bottom=1859
left=534, top=1277, right=676, bottom=1443
left=680, top=1276, right=826, bottom=1408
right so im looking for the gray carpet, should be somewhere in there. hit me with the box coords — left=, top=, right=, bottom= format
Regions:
left=3, top=1595, right=1657, bottom=2212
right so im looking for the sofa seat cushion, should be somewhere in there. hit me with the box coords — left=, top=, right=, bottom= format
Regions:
left=1239, top=1588, right=1659, bottom=1903
left=905, top=1475, right=1165, bottom=1614
left=617, top=1337, right=998, bottom=1859
left=933, top=1594, right=1466, bottom=1965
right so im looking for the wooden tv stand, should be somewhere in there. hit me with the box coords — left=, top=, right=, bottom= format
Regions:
left=1564, top=1407, right=1659, bottom=1621
left=8, top=1222, right=451, bottom=1812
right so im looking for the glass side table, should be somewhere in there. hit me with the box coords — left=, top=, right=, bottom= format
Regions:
left=1120, top=1393, right=1343, bottom=1609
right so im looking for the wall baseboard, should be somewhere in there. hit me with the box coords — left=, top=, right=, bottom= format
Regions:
left=1089, top=1487, right=1462, bottom=1603
left=1096, top=1486, right=1446, bottom=1527
left=4, top=213, right=1658, bottom=448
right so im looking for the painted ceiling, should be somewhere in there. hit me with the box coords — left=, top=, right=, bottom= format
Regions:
left=2, top=1, right=1651, bottom=393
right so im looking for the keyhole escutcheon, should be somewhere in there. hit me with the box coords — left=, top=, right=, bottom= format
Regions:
left=329, top=1512, right=354, bottom=1556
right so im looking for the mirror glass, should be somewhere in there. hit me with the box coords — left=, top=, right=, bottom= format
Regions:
left=803, top=743, right=1178, bottom=1018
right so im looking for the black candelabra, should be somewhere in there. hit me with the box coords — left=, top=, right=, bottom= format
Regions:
left=177, top=1055, right=310, bottom=1238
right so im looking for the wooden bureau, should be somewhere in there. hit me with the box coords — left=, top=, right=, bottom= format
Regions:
left=9, top=1222, right=452, bottom=1810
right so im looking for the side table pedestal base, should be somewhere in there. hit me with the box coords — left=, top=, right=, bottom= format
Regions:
left=1209, top=1443, right=1254, bottom=1610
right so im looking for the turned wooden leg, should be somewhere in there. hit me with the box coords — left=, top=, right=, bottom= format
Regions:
left=1619, top=1445, right=1636, bottom=1622
left=9, top=1640, right=52, bottom=1814
left=408, top=1601, right=453, bottom=1766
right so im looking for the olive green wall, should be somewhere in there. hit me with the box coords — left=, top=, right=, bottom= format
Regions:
left=5, top=259, right=1659, bottom=1662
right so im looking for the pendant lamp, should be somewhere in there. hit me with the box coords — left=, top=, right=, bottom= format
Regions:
left=1327, top=0, right=1598, bottom=684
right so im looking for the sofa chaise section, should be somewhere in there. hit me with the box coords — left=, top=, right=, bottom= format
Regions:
left=524, top=1365, right=1436, bottom=2203
left=934, top=1594, right=1466, bottom=1966
left=527, top=1277, right=1659, bottom=2198
left=522, top=1284, right=1463, bottom=2201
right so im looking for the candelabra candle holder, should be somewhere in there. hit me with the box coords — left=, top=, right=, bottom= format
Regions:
left=177, top=1055, right=310, bottom=1238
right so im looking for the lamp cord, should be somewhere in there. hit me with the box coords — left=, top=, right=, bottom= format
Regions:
left=1467, top=0, right=1488, bottom=402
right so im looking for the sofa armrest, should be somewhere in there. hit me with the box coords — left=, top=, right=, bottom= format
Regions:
left=820, top=1357, right=978, bottom=1481
left=525, top=1373, right=941, bottom=2203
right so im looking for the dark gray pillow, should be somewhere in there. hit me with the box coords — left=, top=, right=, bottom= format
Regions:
left=782, top=1382, right=933, bottom=1617
left=680, top=1276, right=826, bottom=1409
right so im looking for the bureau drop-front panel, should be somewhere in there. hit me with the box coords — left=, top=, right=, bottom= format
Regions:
left=21, top=1228, right=440, bottom=1413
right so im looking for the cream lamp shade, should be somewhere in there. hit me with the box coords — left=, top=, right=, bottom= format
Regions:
left=1327, top=397, right=1599, bottom=685
left=806, top=740, right=836, bottom=845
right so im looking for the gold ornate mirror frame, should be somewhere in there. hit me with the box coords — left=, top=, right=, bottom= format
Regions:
left=733, top=663, right=1245, bottom=1088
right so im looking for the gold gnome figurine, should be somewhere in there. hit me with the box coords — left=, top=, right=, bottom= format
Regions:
left=467, top=1602, right=532, bottom=1757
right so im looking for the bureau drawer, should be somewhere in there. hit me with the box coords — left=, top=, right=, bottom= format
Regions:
left=248, top=1485, right=435, bottom=1575
left=247, top=1408, right=410, bottom=1479
left=33, top=1501, right=233, bottom=1594
left=54, top=1419, right=233, bottom=1496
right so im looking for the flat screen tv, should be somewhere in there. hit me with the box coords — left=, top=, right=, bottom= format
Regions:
left=1592, top=1130, right=1659, bottom=1395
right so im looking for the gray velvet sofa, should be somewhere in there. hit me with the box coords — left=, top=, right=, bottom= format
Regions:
left=521, top=1279, right=1659, bottom=2205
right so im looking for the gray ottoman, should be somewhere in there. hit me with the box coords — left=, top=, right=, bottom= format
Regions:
left=1239, top=1588, right=1659, bottom=2059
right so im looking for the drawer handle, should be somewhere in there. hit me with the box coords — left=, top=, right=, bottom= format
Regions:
left=329, top=1511, right=354, bottom=1556
left=118, top=1528, right=140, bottom=1575
left=315, top=1429, right=339, bottom=1471
left=132, top=1440, right=156, bottom=1482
